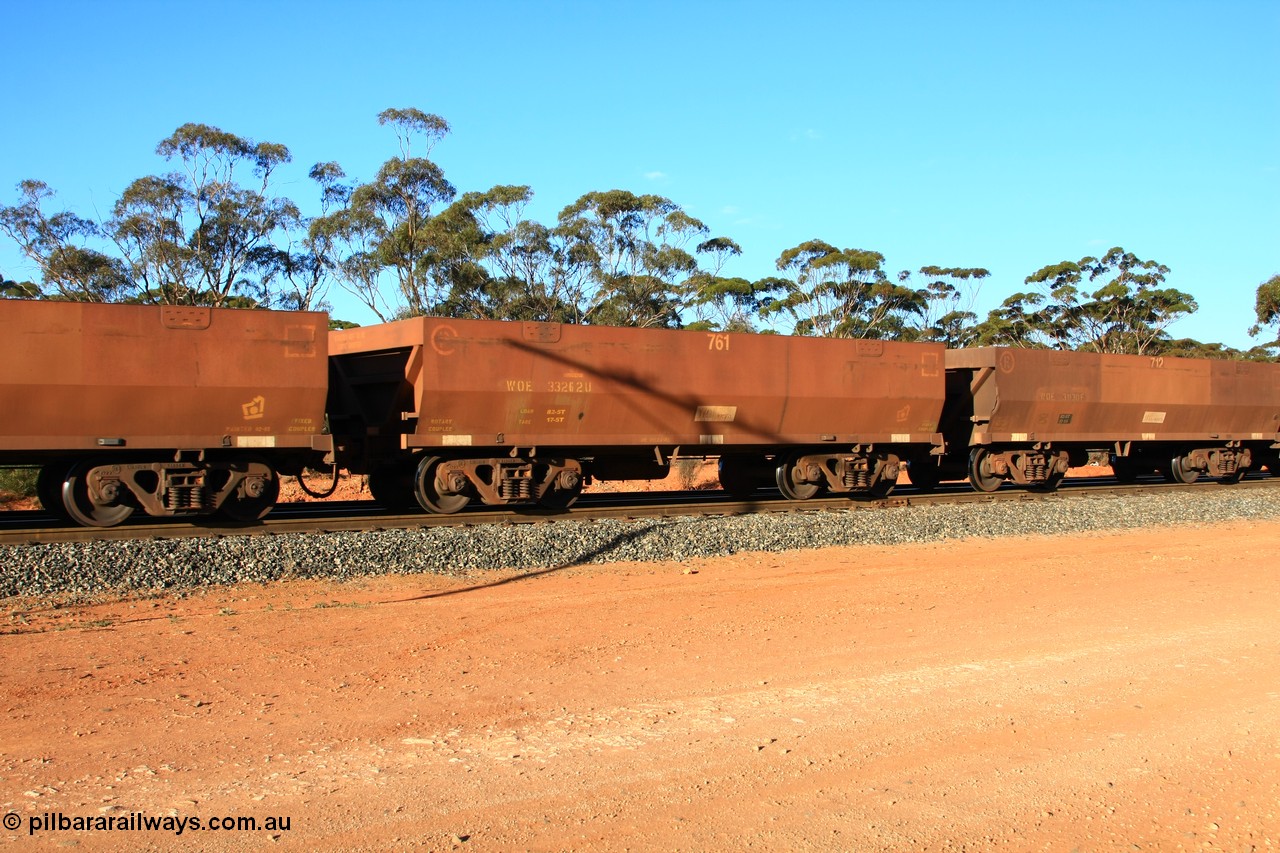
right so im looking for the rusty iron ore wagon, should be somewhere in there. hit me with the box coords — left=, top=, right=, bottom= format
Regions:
left=5, top=299, right=1279, bottom=528
left=0, top=301, right=330, bottom=526
left=326, top=318, right=948, bottom=512
left=939, top=347, right=1280, bottom=491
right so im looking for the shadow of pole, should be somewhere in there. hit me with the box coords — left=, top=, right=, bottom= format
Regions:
left=390, top=520, right=685, bottom=603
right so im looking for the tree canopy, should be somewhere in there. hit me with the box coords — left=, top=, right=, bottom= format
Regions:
left=971, top=248, right=1199, bottom=355
left=113, top=123, right=297, bottom=307
left=0, top=180, right=132, bottom=301
left=0, top=111, right=1269, bottom=360
left=1251, top=274, right=1280, bottom=336
left=761, top=241, right=927, bottom=338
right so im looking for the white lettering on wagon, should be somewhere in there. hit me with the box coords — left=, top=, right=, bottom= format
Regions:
left=694, top=406, right=737, bottom=423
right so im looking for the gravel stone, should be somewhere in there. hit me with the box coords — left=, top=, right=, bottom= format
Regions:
left=2, top=489, right=1278, bottom=599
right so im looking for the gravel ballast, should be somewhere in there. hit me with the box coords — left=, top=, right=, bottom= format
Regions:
left=2, top=490, right=1278, bottom=598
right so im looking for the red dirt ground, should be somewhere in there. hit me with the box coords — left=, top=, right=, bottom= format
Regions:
left=2, top=513, right=1277, bottom=850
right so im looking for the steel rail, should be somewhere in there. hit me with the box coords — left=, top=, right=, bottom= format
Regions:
left=2, top=473, right=1277, bottom=548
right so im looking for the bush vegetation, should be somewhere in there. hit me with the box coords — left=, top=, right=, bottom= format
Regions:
left=0, top=467, right=38, bottom=499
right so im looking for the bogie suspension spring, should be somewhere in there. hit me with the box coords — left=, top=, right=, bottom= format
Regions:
left=842, top=460, right=871, bottom=491
left=499, top=475, right=532, bottom=501
left=165, top=472, right=209, bottom=511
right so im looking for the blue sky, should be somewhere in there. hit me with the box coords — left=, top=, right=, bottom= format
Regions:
left=2, top=0, right=1276, bottom=346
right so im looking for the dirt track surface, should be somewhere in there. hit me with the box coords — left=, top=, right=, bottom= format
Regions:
left=3, top=518, right=1278, bottom=851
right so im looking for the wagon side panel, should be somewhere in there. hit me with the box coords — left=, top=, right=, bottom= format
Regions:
left=0, top=301, right=329, bottom=454
left=336, top=319, right=945, bottom=451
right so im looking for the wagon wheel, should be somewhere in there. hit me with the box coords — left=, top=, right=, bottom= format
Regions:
left=539, top=479, right=583, bottom=510
left=220, top=464, right=280, bottom=522
left=867, top=475, right=896, bottom=499
left=1169, top=454, right=1200, bottom=484
left=906, top=458, right=941, bottom=491
left=967, top=448, right=1003, bottom=493
left=775, top=454, right=822, bottom=501
left=367, top=465, right=417, bottom=511
left=61, top=459, right=134, bottom=528
left=37, top=460, right=72, bottom=519
left=414, top=456, right=471, bottom=514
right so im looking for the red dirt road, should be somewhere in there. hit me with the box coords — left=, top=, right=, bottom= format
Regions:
left=3, top=518, right=1278, bottom=851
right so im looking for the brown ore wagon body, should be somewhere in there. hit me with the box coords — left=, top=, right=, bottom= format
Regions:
left=0, top=300, right=330, bottom=525
left=943, top=347, right=1280, bottom=491
left=328, top=317, right=946, bottom=511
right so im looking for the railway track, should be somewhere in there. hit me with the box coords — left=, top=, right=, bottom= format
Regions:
left=3, top=473, right=1277, bottom=547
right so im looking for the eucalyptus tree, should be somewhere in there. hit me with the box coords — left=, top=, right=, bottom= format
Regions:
left=484, top=218, right=587, bottom=322
left=0, top=180, right=132, bottom=301
left=1160, top=338, right=1243, bottom=360
left=0, top=270, right=40, bottom=299
left=909, top=265, right=990, bottom=346
left=434, top=184, right=589, bottom=322
left=556, top=190, right=708, bottom=328
left=320, top=108, right=458, bottom=320
left=315, top=199, right=393, bottom=320
left=760, top=240, right=927, bottom=338
left=417, top=191, right=494, bottom=317
left=257, top=162, right=351, bottom=312
left=684, top=275, right=784, bottom=332
left=1249, top=273, right=1280, bottom=349
left=684, top=237, right=787, bottom=332
left=108, top=123, right=296, bottom=306
left=969, top=291, right=1053, bottom=348
left=1023, top=247, right=1195, bottom=355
